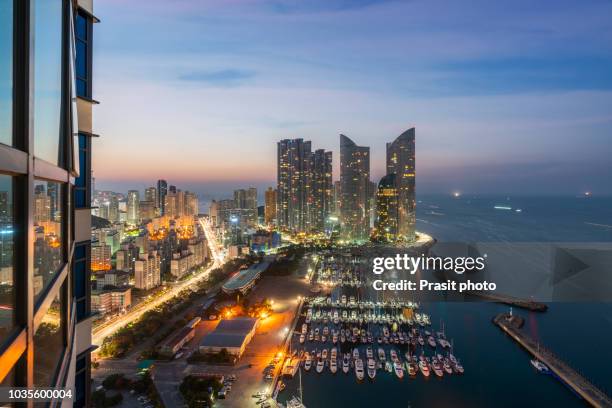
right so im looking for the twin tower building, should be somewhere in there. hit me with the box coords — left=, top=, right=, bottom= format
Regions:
left=276, top=128, right=416, bottom=243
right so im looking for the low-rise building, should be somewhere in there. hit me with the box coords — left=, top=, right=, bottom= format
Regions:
left=159, top=326, right=195, bottom=357
left=199, top=317, right=258, bottom=360
left=91, top=287, right=132, bottom=315
left=95, top=269, right=130, bottom=289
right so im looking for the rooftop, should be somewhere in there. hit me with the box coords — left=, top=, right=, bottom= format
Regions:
left=222, top=262, right=269, bottom=292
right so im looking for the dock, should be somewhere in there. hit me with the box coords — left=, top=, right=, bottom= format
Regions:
left=471, top=291, right=548, bottom=312
left=494, top=313, right=612, bottom=408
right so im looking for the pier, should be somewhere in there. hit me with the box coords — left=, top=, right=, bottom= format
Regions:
left=471, top=291, right=548, bottom=311
left=494, top=313, right=612, bottom=408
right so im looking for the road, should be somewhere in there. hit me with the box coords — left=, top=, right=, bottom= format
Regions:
left=92, top=217, right=225, bottom=346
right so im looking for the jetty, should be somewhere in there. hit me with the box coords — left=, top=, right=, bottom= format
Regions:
left=494, top=313, right=612, bottom=408
left=471, top=292, right=548, bottom=312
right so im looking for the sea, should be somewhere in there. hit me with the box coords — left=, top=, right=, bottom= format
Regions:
left=277, top=194, right=612, bottom=407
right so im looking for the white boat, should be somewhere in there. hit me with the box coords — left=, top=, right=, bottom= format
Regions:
left=342, top=354, right=350, bottom=374
left=330, top=357, right=337, bottom=374
left=419, top=359, right=430, bottom=377
left=352, top=348, right=360, bottom=360
left=322, top=349, right=328, bottom=360
left=431, top=357, right=444, bottom=377
left=394, top=361, right=404, bottom=379
left=366, top=347, right=373, bottom=359
left=299, top=334, right=305, bottom=344
left=427, top=336, right=436, bottom=348
left=367, top=359, right=376, bottom=379
left=355, top=359, right=364, bottom=380
left=304, top=355, right=312, bottom=371
left=308, top=331, right=314, bottom=342
left=302, top=323, right=308, bottom=334
left=443, top=358, right=453, bottom=374
left=378, top=348, right=386, bottom=361
left=332, top=332, right=338, bottom=344
left=530, top=359, right=549, bottom=373
left=390, top=349, right=398, bottom=363
left=454, top=361, right=464, bottom=374
left=316, top=359, right=324, bottom=374
left=385, top=361, right=393, bottom=373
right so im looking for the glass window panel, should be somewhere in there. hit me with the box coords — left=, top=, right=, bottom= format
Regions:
left=76, top=40, right=87, bottom=79
left=33, top=180, right=64, bottom=303
left=77, top=78, right=87, bottom=97
left=74, top=258, right=86, bottom=298
left=0, top=175, right=14, bottom=346
left=33, top=0, right=63, bottom=165
left=76, top=13, right=87, bottom=40
left=0, top=0, right=12, bottom=146
left=34, top=288, right=65, bottom=387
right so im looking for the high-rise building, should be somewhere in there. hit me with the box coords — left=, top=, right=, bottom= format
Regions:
left=139, top=200, right=156, bottom=220
left=184, top=191, right=199, bottom=216
left=374, top=174, right=399, bottom=242
left=108, top=195, right=120, bottom=223
left=264, top=187, right=277, bottom=225
left=0, top=1, right=98, bottom=404
left=333, top=180, right=342, bottom=216
left=386, top=128, right=416, bottom=241
left=165, top=190, right=178, bottom=218
left=91, top=244, right=112, bottom=271
left=127, top=190, right=140, bottom=225
left=157, top=179, right=168, bottom=215
left=340, top=134, right=371, bottom=240
left=234, top=188, right=257, bottom=226
left=311, top=149, right=333, bottom=231
left=145, top=186, right=157, bottom=213
left=277, top=139, right=312, bottom=232
left=134, top=251, right=161, bottom=290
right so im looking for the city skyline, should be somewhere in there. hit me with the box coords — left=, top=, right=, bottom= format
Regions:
left=92, top=0, right=612, bottom=195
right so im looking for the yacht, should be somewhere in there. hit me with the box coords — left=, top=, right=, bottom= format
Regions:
left=302, top=323, right=308, bottom=334
left=443, top=358, right=453, bottom=374
left=431, top=356, right=444, bottom=377
left=390, top=349, right=399, bottom=363
left=322, top=349, right=328, bottom=360
left=323, top=326, right=329, bottom=336
left=378, top=348, right=386, bottom=361
left=316, top=358, right=324, bottom=374
left=299, top=334, right=305, bottom=344
left=418, top=358, right=430, bottom=377
left=407, top=360, right=418, bottom=376
left=330, top=357, right=338, bottom=374
left=530, top=359, right=549, bottom=373
left=367, top=359, right=376, bottom=380
left=342, top=354, right=350, bottom=374
left=352, top=348, right=360, bottom=360
left=308, top=331, right=314, bottom=342
left=454, top=360, right=465, bottom=374
left=418, top=335, right=425, bottom=346
left=304, top=354, right=312, bottom=371
left=366, top=347, right=373, bottom=359
left=427, top=336, right=436, bottom=348
left=355, top=359, right=365, bottom=381
left=394, top=361, right=404, bottom=379
left=332, top=332, right=338, bottom=344
left=385, top=361, right=393, bottom=373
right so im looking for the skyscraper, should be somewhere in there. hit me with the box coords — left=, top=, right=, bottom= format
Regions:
left=340, top=134, right=371, bottom=240
left=277, top=139, right=312, bottom=232
left=157, top=179, right=168, bottom=215
left=0, top=1, right=98, bottom=404
left=127, top=190, right=140, bottom=225
left=374, top=174, right=399, bottom=242
left=264, top=187, right=277, bottom=225
left=386, top=128, right=416, bottom=241
left=311, top=149, right=333, bottom=231
left=145, top=186, right=157, bottom=205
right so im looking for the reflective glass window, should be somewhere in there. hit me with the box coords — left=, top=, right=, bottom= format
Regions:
left=33, top=0, right=63, bottom=164
left=34, top=288, right=65, bottom=387
left=33, top=180, right=64, bottom=303
left=0, top=175, right=14, bottom=345
left=0, top=0, right=12, bottom=146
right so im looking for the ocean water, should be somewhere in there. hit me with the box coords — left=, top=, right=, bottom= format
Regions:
left=278, top=195, right=612, bottom=407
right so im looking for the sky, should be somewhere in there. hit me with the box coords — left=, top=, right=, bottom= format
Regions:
left=93, top=0, right=612, bottom=197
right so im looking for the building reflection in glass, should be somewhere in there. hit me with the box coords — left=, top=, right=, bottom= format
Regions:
left=0, top=175, right=14, bottom=344
left=34, top=288, right=64, bottom=387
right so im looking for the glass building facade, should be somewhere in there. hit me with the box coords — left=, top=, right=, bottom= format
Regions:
left=0, top=0, right=97, bottom=406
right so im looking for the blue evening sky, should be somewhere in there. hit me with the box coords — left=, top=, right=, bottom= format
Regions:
left=92, top=0, right=612, bottom=195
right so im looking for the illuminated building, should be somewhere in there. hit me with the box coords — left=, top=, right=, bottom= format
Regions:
left=386, top=128, right=416, bottom=241
left=234, top=188, right=258, bottom=226
left=277, top=138, right=312, bottom=232
left=127, top=189, right=140, bottom=225
left=91, top=287, right=131, bottom=315
left=374, top=174, right=399, bottom=242
left=91, top=244, right=112, bottom=271
left=264, top=187, right=277, bottom=225
left=139, top=200, right=156, bottom=220
left=0, top=0, right=99, bottom=404
left=134, top=251, right=161, bottom=290
left=108, top=195, right=119, bottom=222
left=157, top=179, right=168, bottom=215
left=340, top=134, right=371, bottom=240
left=311, top=149, right=333, bottom=231
left=184, top=191, right=199, bottom=216
left=94, top=270, right=130, bottom=289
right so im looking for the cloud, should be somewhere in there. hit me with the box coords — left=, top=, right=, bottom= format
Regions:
left=177, top=69, right=256, bottom=86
